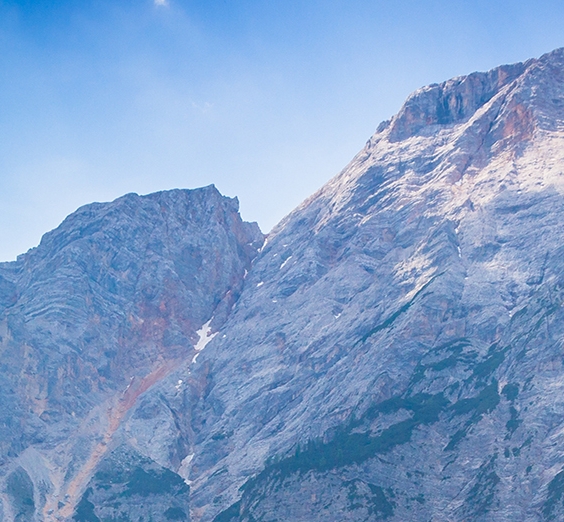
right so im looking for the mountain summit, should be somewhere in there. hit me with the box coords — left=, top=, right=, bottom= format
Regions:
left=3, top=49, right=564, bottom=521
left=177, top=46, right=564, bottom=522
left=0, top=187, right=263, bottom=521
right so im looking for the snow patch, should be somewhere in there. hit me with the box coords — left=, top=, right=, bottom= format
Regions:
left=124, top=376, right=134, bottom=393
left=178, top=453, right=195, bottom=484
left=280, top=256, right=293, bottom=269
left=258, top=236, right=269, bottom=253
left=191, top=319, right=217, bottom=363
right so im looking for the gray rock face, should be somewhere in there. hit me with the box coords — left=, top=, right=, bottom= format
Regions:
left=174, top=47, right=564, bottom=521
left=0, top=186, right=263, bottom=521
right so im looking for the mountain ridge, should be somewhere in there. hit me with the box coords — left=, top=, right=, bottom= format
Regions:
left=0, top=186, right=263, bottom=521
left=2, top=48, right=564, bottom=521
left=181, top=46, right=564, bottom=521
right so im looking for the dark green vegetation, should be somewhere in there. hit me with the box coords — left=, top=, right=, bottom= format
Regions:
left=213, top=391, right=447, bottom=521
left=445, top=380, right=500, bottom=452
left=73, top=448, right=190, bottom=522
left=214, top=334, right=512, bottom=522
left=462, top=455, right=500, bottom=519
left=73, top=488, right=100, bottom=522
left=408, top=338, right=475, bottom=389
left=122, top=468, right=188, bottom=498
left=6, top=467, right=35, bottom=522
left=543, top=469, right=564, bottom=520
left=471, top=345, right=507, bottom=383
left=260, top=392, right=448, bottom=477
left=214, top=501, right=242, bottom=522
left=502, top=383, right=522, bottom=439
left=502, top=383, right=519, bottom=401
left=441, top=342, right=509, bottom=451
left=410, top=338, right=507, bottom=452
left=346, top=480, right=395, bottom=519
left=164, top=507, right=189, bottom=520
left=91, top=463, right=189, bottom=500
left=505, top=407, right=522, bottom=437
left=451, top=381, right=500, bottom=416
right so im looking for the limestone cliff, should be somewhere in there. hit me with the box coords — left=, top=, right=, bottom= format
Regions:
left=182, top=47, right=564, bottom=521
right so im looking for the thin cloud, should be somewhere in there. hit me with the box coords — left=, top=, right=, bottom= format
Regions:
left=191, top=101, right=214, bottom=114
left=154, top=0, right=169, bottom=6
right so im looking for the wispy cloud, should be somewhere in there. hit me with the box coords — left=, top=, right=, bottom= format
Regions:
left=191, top=101, right=214, bottom=114
left=154, top=0, right=169, bottom=6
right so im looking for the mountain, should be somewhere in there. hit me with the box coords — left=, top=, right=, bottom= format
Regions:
left=179, top=48, right=564, bottom=521
left=0, top=187, right=263, bottom=521
left=3, top=47, right=564, bottom=521
left=183, top=47, right=564, bottom=521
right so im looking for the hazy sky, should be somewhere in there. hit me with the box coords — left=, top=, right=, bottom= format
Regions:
left=0, top=0, right=563, bottom=260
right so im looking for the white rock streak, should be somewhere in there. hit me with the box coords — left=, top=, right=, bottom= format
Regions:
left=178, top=453, right=195, bottom=485
left=280, top=255, right=293, bottom=269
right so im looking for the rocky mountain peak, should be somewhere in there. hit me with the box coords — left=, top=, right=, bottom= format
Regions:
left=0, top=186, right=263, bottom=521
left=177, top=49, right=564, bottom=521
left=386, top=61, right=527, bottom=141
left=382, top=47, right=564, bottom=144
left=3, top=48, right=564, bottom=522
left=18, top=184, right=258, bottom=264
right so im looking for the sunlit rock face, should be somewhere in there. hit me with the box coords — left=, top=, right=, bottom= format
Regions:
left=175, top=48, right=564, bottom=521
left=4, top=47, right=564, bottom=522
left=0, top=186, right=263, bottom=521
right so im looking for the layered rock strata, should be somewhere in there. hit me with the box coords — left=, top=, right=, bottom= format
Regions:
left=0, top=187, right=263, bottom=521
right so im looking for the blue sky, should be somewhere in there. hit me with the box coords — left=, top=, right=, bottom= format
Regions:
left=0, top=0, right=563, bottom=260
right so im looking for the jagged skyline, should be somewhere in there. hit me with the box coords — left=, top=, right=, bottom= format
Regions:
left=3, top=48, right=564, bottom=520
left=0, top=0, right=563, bottom=261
